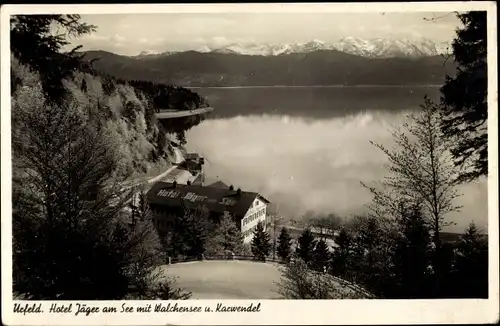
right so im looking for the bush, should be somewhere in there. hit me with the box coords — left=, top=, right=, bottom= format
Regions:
left=275, top=257, right=372, bottom=299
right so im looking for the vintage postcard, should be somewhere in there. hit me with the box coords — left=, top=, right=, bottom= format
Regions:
left=1, top=2, right=498, bottom=325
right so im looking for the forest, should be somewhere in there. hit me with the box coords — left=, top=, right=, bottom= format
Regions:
left=10, top=14, right=207, bottom=299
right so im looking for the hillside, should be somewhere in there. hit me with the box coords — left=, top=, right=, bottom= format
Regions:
left=11, top=57, right=208, bottom=182
left=83, top=50, right=456, bottom=87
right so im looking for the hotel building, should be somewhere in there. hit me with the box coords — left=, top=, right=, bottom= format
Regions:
left=146, top=181, right=270, bottom=243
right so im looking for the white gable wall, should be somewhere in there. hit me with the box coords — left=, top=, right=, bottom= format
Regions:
left=241, top=197, right=267, bottom=243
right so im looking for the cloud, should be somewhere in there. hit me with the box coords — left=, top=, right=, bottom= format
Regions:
left=210, top=36, right=231, bottom=47
left=76, top=33, right=128, bottom=51
left=186, top=112, right=487, bottom=233
left=73, top=12, right=461, bottom=55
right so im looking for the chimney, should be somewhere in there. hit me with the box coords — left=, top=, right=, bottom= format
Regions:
left=172, top=180, right=177, bottom=188
left=187, top=180, right=191, bottom=186
left=236, top=188, right=241, bottom=195
left=229, top=185, right=234, bottom=191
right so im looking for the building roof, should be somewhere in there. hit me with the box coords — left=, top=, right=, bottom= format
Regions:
left=207, top=181, right=230, bottom=189
left=147, top=182, right=270, bottom=219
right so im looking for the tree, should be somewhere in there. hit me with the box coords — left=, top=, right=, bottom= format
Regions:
left=451, top=222, right=488, bottom=298
left=330, top=228, right=355, bottom=278
left=345, top=215, right=392, bottom=295
left=362, top=98, right=462, bottom=256
left=251, top=221, right=271, bottom=261
left=10, top=15, right=96, bottom=103
left=295, top=228, right=317, bottom=264
left=12, top=84, right=137, bottom=299
left=206, top=212, right=244, bottom=255
left=178, top=206, right=211, bottom=258
left=391, top=203, right=432, bottom=298
left=439, top=11, right=487, bottom=183
left=277, top=227, right=293, bottom=262
left=311, top=238, right=330, bottom=272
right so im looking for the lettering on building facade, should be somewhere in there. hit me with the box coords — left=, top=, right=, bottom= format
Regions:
left=157, top=189, right=180, bottom=198
left=156, top=189, right=237, bottom=206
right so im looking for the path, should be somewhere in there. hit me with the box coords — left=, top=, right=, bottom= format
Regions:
left=156, top=107, right=214, bottom=120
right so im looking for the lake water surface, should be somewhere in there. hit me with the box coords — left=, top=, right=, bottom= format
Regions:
left=186, top=86, right=487, bottom=233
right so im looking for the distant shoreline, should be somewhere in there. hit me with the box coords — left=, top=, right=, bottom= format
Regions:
left=186, top=85, right=443, bottom=89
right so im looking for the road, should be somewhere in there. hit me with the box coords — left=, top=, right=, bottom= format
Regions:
left=156, top=107, right=214, bottom=120
left=120, top=147, right=186, bottom=209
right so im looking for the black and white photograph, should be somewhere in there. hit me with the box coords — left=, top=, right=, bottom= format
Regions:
left=1, top=2, right=498, bottom=325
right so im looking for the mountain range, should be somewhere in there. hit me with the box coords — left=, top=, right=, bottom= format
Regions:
left=134, top=37, right=451, bottom=59
left=84, top=46, right=455, bottom=87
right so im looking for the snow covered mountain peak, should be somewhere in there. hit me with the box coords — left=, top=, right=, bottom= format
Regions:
left=132, top=37, right=452, bottom=59
left=138, top=50, right=159, bottom=56
left=205, top=37, right=449, bottom=57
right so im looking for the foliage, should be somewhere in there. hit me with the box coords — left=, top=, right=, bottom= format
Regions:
left=12, top=84, right=146, bottom=299
left=10, top=14, right=206, bottom=300
left=449, top=222, right=488, bottom=298
left=173, top=206, right=211, bottom=258
left=361, top=98, right=462, bottom=251
left=251, top=222, right=271, bottom=261
left=329, top=227, right=361, bottom=282
left=205, top=212, right=244, bottom=255
left=440, top=11, right=488, bottom=183
left=128, top=80, right=209, bottom=111
left=275, top=257, right=371, bottom=299
left=343, top=216, right=394, bottom=295
left=147, top=277, right=192, bottom=300
left=311, top=238, right=331, bottom=272
left=10, top=15, right=96, bottom=103
left=390, top=203, right=432, bottom=298
left=11, top=17, right=208, bottom=180
left=277, top=227, right=293, bottom=262
left=295, top=228, right=317, bottom=264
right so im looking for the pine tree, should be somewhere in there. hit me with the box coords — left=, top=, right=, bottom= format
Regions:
left=440, top=11, right=488, bottom=183
left=311, top=238, right=330, bottom=272
left=452, top=222, right=488, bottom=298
left=277, top=227, right=292, bottom=262
left=10, top=15, right=96, bottom=103
left=391, top=203, right=431, bottom=298
left=180, top=206, right=210, bottom=258
left=251, top=221, right=271, bottom=261
left=296, top=228, right=317, bottom=264
left=206, top=212, right=244, bottom=255
left=330, top=228, right=356, bottom=279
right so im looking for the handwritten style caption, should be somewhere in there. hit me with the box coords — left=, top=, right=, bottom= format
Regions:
left=14, top=302, right=262, bottom=316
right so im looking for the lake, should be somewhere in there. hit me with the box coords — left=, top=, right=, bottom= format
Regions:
left=190, top=85, right=442, bottom=119
left=185, top=86, right=487, bottom=233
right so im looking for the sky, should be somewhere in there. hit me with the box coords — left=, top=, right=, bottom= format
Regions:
left=72, top=12, right=462, bottom=56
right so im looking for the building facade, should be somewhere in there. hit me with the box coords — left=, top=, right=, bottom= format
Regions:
left=146, top=181, right=270, bottom=244
left=240, top=197, right=267, bottom=243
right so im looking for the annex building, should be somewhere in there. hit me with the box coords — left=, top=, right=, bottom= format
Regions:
left=146, top=181, right=270, bottom=243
